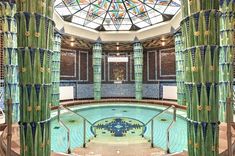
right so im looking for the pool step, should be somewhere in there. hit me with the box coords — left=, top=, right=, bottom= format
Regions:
left=90, top=136, right=149, bottom=144
left=73, top=141, right=165, bottom=156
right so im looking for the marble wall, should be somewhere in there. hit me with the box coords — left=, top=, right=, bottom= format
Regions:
left=77, top=84, right=93, bottom=99
left=61, top=81, right=167, bottom=99
left=102, top=84, right=135, bottom=98
left=143, top=84, right=160, bottom=98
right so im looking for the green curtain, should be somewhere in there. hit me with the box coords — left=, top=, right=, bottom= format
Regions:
left=15, top=1, right=54, bottom=155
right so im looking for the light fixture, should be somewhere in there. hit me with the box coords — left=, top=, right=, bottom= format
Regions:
left=71, top=36, right=75, bottom=42
left=161, top=36, right=166, bottom=46
left=116, top=46, right=119, bottom=51
left=116, top=150, right=120, bottom=154
left=70, top=42, right=75, bottom=47
left=117, top=53, right=120, bottom=56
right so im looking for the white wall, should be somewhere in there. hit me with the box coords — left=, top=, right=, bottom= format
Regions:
left=163, top=86, right=177, bottom=100
left=60, top=86, right=74, bottom=100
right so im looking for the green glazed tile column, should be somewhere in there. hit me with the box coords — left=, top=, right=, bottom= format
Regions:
left=219, top=0, right=235, bottom=122
left=174, top=31, right=186, bottom=105
left=92, top=38, right=102, bottom=100
left=133, top=37, right=143, bottom=100
left=51, top=33, right=61, bottom=106
left=0, top=1, right=19, bottom=123
left=15, top=0, right=54, bottom=155
left=181, top=1, right=220, bottom=156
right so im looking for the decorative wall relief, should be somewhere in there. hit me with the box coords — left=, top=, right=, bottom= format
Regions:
left=108, top=53, right=128, bottom=81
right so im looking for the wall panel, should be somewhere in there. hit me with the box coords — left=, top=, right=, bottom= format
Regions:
left=79, top=51, right=88, bottom=81
left=159, top=48, right=176, bottom=78
left=147, top=51, right=157, bottom=81
left=60, top=49, right=77, bottom=78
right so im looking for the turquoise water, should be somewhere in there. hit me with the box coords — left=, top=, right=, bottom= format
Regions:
left=51, top=104, right=187, bottom=153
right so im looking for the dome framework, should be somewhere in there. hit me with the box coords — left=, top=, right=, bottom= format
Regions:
left=54, top=0, right=181, bottom=31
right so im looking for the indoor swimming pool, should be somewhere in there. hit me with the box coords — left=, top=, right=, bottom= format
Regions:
left=51, top=103, right=187, bottom=154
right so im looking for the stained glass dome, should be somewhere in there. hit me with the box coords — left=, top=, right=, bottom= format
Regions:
left=54, top=0, right=181, bottom=31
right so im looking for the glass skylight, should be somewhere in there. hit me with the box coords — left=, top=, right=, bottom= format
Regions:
left=54, top=0, right=181, bottom=31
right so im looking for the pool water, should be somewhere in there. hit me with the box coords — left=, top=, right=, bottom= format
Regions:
left=51, top=104, right=187, bottom=153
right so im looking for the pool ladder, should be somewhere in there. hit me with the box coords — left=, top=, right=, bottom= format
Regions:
left=57, top=105, right=94, bottom=154
left=142, top=105, right=177, bottom=154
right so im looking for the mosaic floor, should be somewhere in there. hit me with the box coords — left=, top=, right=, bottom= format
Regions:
left=92, top=117, right=145, bottom=137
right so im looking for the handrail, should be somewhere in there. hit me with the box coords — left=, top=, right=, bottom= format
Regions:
left=57, top=105, right=95, bottom=153
left=0, top=89, right=4, bottom=118
left=144, top=105, right=174, bottom=125
left=166, top=106, right=176, bottom=154
left=58, top=106, right=71, bottom=154
left=0, top=90, right=4, bottom=110
left=0, top=107, right=4, bottom=118
left=0, top=91, right=3, bottom=100
left=59, top=105, right=93, bottom=125
left=143, top=105, right=177, bottom=154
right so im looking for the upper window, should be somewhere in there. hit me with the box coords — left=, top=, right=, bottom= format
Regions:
left=55, top=0, right=181, bottom=31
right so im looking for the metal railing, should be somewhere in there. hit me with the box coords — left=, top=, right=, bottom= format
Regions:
left=142, top=105, right=177, bottom=154
left=0, top=107, right=4, bottom=121
left=57, top=105, right=94, bottom=154
left=0, top=89, right=3, bottom=100
left=0, top=89, right=5, bottom=121
left=0, top=88, right=4, bottom=109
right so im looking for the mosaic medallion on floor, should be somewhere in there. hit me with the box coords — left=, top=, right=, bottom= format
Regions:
left=92, top=117, right=145, bottom=137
